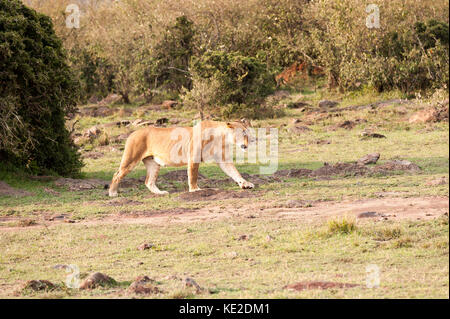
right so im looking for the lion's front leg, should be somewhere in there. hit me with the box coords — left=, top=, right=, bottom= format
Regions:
left=188, top=162, right=202, bottom=192
left=218, top=162, right=254, bottom=190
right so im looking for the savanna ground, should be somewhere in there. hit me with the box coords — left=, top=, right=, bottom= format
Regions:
left=0, top=87, right=448, bottom=298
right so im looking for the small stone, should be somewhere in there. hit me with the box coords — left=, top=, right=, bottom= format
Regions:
left=79, top=272, right=116, bottom=290
left=185, top=277, right=203, bottom=293
left=85, top=126, right=101, bottom=137
left=128, top=276, right=160, bottom=295
left=22, top=280, right=56, bottom=291
left=357, top=212, right=379, bottom=218
left=319, top=100, right=339, bottom=108
left=357, top=153, right=380, bottom=165
left=138, top=243, right=154, bottom=250
left=360, top=131, right=386, bottom=138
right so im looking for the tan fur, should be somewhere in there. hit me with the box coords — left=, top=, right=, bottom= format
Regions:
left=109, top=120, right=254, bottom=197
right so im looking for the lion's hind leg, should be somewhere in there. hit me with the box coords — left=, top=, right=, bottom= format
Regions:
left=109, top=151, right=141, bottom=197
left=143, top=157, right=168, bottom=195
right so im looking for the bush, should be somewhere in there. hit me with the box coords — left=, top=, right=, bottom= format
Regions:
left=0, top=0, right=83, bottom=176
left=300, top=0, right=449, bottom=93
left=187, top=50, right=275, bottom=118
left=135, top=15, right=195, bottom=100
left=70, top=46, right=115, bottom=103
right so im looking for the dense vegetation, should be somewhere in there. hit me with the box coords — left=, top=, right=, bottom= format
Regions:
left=0, top=0, right=82, bottom=176
left=0, top=0, right=448, bottom=175
left=31, top=0, right=448, bottom=105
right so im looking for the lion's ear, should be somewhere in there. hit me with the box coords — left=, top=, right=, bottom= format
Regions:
left=226, top=122, right=233, bottom=128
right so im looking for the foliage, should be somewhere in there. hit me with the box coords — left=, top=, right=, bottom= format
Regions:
left=187, top=50, right=275, bottom=118
left=135, top=15, right=195, bottom=100
left=0, top=0, right=82, bottom=176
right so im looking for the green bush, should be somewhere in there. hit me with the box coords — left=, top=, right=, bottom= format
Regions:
left=135, top=15, right=195, bottom=100
left=188, top=50, right=275, bottom=118
left=70, top=46, right=115, bottom=103
left=0, top=0, right=82, bottom=176
left=300, top=1, right=449, bottom=93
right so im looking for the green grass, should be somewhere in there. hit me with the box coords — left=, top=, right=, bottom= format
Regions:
left=0, top=217, right=447, bottom=298
left=0, top=88, right=448, bottom=298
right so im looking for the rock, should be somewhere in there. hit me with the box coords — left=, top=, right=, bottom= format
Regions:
left=156, top=118, right=169, bottom=126
left=319, top=100, right=339, bottom=108
left=162, top=100, right=178, bottom=109
left=238, top=234, right=252, bottom=241
left=131, top=119, right=144, bottom=126
left=425, top=177, right=448, bottom=186
left=289, top=125, right=312, bottom=134
left=138, top=243, right=154, bottom=250
left=136, top=120, right=154, bottom=127
left=409, top=103, right=449, bottom=123
left=85, top=126, right=101, bottom=138
left=358, top=153, right=380, bottom=165
left=79, top=272, right=116, bottom=290
left=22, top=280, right=56, bottom=291
left=357, top=211, right=379, bottom=218
left=184, top=277, right=203, bottom=293
left=266, top=235, right=273, bottom=242
left=128, top=276, right=160, bottom=294
left=360, top=131, right=386, bottom=139
left=116, top=120, right=131, bottom=127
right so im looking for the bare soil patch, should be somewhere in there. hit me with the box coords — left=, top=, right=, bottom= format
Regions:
left=0, top=181, right=34, bottom=197
left=54, top=178, right=106, bottom=191
left=178, top=189, right=257, bottom=202
left=284, top=281, right=360, bottom=291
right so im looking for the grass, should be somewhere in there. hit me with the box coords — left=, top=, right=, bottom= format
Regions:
left=0, top=217, right=447, bottom=298
left=0, top=86, right=448, bottom=298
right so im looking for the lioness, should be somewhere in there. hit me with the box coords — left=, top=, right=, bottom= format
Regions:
left=108, top=120, right=255, bottom=197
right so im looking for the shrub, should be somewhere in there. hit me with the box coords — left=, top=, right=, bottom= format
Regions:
left=135, top=15, right=196, bottom=100
left=186, top=50, right=275, bottom=118
left=300, top=0, right=449, bottom=93
left=0, top=0, right=83, bottom=176
left=327, top=217, right=357, bottom=235
left=70, top=47, right=115, bottom=103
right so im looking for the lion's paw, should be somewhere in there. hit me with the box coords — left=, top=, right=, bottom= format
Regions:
left=239, top=180, right=254, bottom=189
left=189, top=187, right=202, bottom=192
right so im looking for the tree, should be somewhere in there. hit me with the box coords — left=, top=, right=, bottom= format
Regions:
left=0, top=0, right=83, bottom=176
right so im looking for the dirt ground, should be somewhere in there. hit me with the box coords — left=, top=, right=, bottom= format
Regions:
left=1, top=194, right=447, bottom=232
